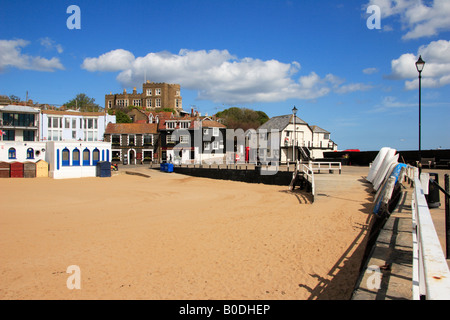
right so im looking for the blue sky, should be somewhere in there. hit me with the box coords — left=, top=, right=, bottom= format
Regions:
left=1, top=0, right=449, bottom=151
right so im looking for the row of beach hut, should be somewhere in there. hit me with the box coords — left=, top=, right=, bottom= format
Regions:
left=0, top=160, right=49, bottom=178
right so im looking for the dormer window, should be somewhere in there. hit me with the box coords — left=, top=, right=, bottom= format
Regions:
left=166, top=121, right=176, bottom=129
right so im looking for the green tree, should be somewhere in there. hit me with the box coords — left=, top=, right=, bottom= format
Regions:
left=114, top=109, right=132, bottom=123
left=216, top=107, right=269, bottom=130
left=64, top=93, right=102, bottom=112
left=9, top=95, right=21, bottom=103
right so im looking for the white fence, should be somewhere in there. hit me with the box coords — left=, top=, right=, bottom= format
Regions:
left=408, top=167, right=450, bottom=300
left=310, top=161, right=342, bottom=174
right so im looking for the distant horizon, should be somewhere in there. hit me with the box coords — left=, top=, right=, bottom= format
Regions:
left=1, top=0, right=449, bottom=151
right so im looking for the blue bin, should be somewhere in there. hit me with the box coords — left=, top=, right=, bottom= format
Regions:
left=96, top=161, right=111, bottom=177
left=160, top=163, right=165, bottom=172
left=167, top=163, right=174, bottom=173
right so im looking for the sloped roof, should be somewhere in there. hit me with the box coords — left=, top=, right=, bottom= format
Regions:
left=201, top=120, right=226, bottom=128
left=1, top=105, right=40, bottom=113
left=310, top=125, right=330, bottom=134
left=258, top=114, right=307, bottom=131
left=105, top=123, right=158, bottom=134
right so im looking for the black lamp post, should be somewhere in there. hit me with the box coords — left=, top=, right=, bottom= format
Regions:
left=292, top=106, right=297, bottom=163
left=415, top=55, right=425, bottom=171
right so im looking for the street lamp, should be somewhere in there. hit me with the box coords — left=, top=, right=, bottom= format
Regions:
left=292, top=106, right=297, bottom=164
left=415, top=55, right=425, bottom=171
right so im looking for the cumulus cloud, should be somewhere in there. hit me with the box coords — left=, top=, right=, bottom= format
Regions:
left=365, top=0, right=450, bottom=39
left=0, top=39, right=64, bottom=72
left=387, top=39, right=450, bottom=89
left=82, top=48, right=372, bottom=104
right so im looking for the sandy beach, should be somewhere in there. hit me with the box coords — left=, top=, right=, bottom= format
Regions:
left=0, top=166, right=373, bottom=300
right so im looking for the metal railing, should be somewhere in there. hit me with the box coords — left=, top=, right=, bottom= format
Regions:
left=411, top=172, right=450, bottom=299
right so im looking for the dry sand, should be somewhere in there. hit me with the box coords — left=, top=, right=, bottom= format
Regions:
left=0, top=166, right=373, bottom=300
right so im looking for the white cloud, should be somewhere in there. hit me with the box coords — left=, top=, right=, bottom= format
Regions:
left=82, top=48, right=372, bottom=104
left=39, top=37, right=63, bottom=54
left=365, top=0, right=450, bottom=39
left=388, top=39, right=450, bottom=89
left=0, top=39, right=64, bottom=72
left=363, top=67, right=378, bottom=74
left=81, top=49, right=135, bottom=72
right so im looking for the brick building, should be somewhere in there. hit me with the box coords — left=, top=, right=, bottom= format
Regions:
left=105, top=80, right=182, bottom=112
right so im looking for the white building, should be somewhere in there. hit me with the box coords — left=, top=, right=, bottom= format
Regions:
left=0, top=141, right=47, bottom=163
left=46, top=141, right=112, bottom=179
left=258, top=114, right=337, bottom=163
left=40, top=110, right=115, bottom=142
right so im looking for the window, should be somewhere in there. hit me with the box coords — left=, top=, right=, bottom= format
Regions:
left=108, top=100, right=112, bottom=108
left=146, top=99, right=152, bottom=108
left=203, top=128, right=209, bottom=135
left=212, top=127, right=219, bottom=137
left=65, top=118, right=70, bottom=128
left=203, top=142, right=211, bottom=151
left=180, top=135, right=189, bottom=143
left=83, top=149, right=90, bottom=166
left=180, top=121, right=189, bottom=129
left=112, top=134, right=120, bottom=146
left=8, top=147, right=16, bottom=159
left=3, top=130, right=15, bottom=141
left=155, top=98, right=161, bottom=107
left=176, top=90, right=180, bottom=96
left=133, top=99, right=141, bottom=107
left=92, top=149, right=99, bottom=166
left=2, top=113, right=35, bottom=127
left=166, top=134, right=175, bottom=144
left=72, top=148, right=80, bottom=166
left=146, top=89, right=152, bottom=96
left=175, top=99, right=181, bottom=109
left=212, top=141, right=219, bottom=150
left=166, top=121, right=176, bottom=129
left=26, top=148, right=34, bottom=159
left=143, top=134, right=153, bottom=146
left=23, top=130, right=35, bottom=141
left=83, top=118, right=98, bottom=141
left=324, top=133, right=330, bottom=140
left=72, top=131, right=76, bottom=139
left=62, top=148, right=70, bottom=166
left=128, top=135, right=135, bottom=146
left=155, top=88, right=161, bottom=95
left=72, top=119, right=76, bottom=128
left=48, top=129, right=62, bottom=141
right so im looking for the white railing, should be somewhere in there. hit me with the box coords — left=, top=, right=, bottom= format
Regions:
left=310, top=161, right=342, bottom=174
left=300, top=162, right=315, bottom=202
left=412, top=175, right=450, bottom=300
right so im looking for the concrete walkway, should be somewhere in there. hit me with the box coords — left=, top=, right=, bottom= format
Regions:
left=352, top=187, right=414, bottom=300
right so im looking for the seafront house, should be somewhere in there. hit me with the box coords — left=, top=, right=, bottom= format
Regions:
left=104, top=123, right=158, bottom=165
left=257, top=114, right=337, bottom=163
left=158, top=115, right=227, bottom=164
left=105, top=81, right=183, bottom=114
left=40, top=110, right=116, bottom=142
left=0, top=104, right=47, bottom=163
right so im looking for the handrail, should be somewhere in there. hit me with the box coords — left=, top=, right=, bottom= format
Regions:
left=301, top=161, right=315, bottom=202
left=412, top=176, right=450, bottom=299
left=310, top=161, right=342, bottom=174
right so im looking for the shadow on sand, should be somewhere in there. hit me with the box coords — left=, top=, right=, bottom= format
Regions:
left=297, top=176, right=376, bottom=300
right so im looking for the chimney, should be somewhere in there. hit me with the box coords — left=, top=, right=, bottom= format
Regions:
left=133, top=87, right=137, bottom=94
left=191, top=107, right=194, bottom=117
left=123, top=88, right=127, bottom=94
left=146, top=80, right=150, bottom=84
